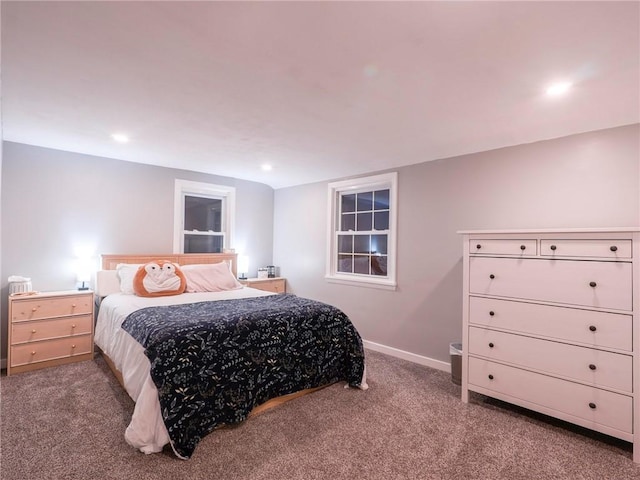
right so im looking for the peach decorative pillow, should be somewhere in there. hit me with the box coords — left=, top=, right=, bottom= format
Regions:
left=181, top=262, right=242, bottom=293
left=133, top=261, right=187, bottom=297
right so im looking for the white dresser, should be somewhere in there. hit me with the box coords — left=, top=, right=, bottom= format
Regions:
left=459, top=228, right=640, bottom=462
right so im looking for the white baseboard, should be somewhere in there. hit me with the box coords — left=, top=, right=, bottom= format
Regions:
left=0, top=343, right=449, bottom=374
left=363, top=340, right=451, bottom=373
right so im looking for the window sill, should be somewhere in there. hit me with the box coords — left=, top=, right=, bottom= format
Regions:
left=325, top=274, right=397, bottom=291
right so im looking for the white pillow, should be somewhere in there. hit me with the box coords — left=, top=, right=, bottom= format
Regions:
left=181, top=262, right=242, bottom=293
left=116, top=263, right=142, bottom=295
left=96, top=270, right=120, bottom=297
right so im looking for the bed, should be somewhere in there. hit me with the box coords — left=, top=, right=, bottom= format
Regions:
left=94, top=253, right=367, bottom=459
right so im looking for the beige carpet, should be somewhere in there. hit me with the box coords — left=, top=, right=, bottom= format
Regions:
left=1, top=349, right=638, bottom=480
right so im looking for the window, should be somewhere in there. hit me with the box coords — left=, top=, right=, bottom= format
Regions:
left=173, top=180, right=235, bottom=254
left=326, top=172, right=397, bottom=289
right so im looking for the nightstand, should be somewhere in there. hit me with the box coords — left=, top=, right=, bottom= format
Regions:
left=7, top=290, right=94, bottom=375
left=240, top=277, right=286, bottom=294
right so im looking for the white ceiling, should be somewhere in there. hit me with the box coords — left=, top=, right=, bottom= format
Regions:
left=2, top=1, right=639, bottom=189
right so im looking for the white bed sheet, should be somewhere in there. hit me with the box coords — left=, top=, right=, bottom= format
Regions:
left=94, top=287, right=275, bottom=455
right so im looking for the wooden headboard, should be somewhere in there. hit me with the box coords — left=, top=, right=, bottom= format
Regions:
left=101, top=253, right=238, bottom=277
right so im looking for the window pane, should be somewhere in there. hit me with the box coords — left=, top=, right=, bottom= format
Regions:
left=354, top=235, right=370, bottom=254
left=185, top=196, right=222, bottom=232
left=184, top=234, right=223, bottom=253
left=371, top=235, right=387, bottom=255
left=341, top=213, right=355, bottom=231
left=357, top=192, right=373, bottom=211
left=357, top=212, right=372, bottom=231
left=338, top=235, right=353, bottom=253
left=353, top=256, right=369, bottom=274
left=374, top=211, right=389, bottom=231
left=371, top=256, right=387, bottom=276
left=373, top=189, right=390, bottom=210
left=341, top=194, right=356, bottom=213
left=338, top=255, right=352, bottom=273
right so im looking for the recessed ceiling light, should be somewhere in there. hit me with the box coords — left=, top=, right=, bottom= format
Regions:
left=546, top=82, right=572, bottom=96
left=111, top=133, right=129, bottom=143
left=261, top=164, right=273, bottom=172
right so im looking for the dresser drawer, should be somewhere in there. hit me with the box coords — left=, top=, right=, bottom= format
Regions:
left=468, top=357, right=632, bottom=434
left=11, top=314, right=93, bottom=345
left=11, top=294, right=93, bottom=322
left=470, top=239, right=536, bottom=256
left=468, top=327, right=632, bottom=392
left=469, top=257, right=632, bottom=311
left=469, top=297, right=632, bottom=351
left=10, top=335, right=93, bottom=367
left=541, top=239, right=632, bottom=259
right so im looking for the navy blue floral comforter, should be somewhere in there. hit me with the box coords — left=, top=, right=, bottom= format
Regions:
left=121, top=294, right=366, bottom=459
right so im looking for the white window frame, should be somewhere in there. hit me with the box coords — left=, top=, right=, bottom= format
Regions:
left=173, top=179, right=236, bottom=254
left=325, top=172, right=398, bottom=290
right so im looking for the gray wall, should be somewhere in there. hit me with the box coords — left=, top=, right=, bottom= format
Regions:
left=1, top=142, right=274, bottom=360
left=273, top=124, right=640, bottom=364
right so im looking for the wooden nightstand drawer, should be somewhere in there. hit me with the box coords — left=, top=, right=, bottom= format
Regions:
left=11, top=314, right=93, bottom=345
left=11, top=293, right=93, bottom=322
left=10, top=334, right=93, bottom=367
left=241, top=277, right=286, bottom=294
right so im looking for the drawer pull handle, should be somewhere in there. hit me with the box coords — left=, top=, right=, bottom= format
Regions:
left=589, top=364, right=597, bottom=371
left=476, top=244, right=482, bottom=250
left=71, top=344, right=76, bottom=349
left=589, top=281, right=597, bottom=288
left=488, top=342, right=494, bottom=348
left=589, top=402, right=597, bottom=410
left=550, top=245, right=557, bottom=251
left=610, top=245, right=618, bottom=252
left=31, top=329, right=36, bottom=334
left=71, top=324, right=76, bottom=329
left=589, top=325, right=597, bottom=332
left=489, top=311, right=495, bottom=316
left=31, top=351, right=36, bottom=356
left=31, top=307, right=37, bottom=312
left=72, top=304, right=76, bottom=308
left=489, top=274, right=495, bottom=279
left=488, top=374, right=494, bottom=380
left=520, top=245, right=526, bottom=250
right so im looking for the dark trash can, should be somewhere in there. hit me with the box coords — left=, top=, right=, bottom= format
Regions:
left=450, top=342, right=462, bottom=385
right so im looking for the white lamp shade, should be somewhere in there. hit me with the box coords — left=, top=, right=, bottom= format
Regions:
left=237, top=255, right=249, bottom=274
left=76, top=257, right=94, bottom=282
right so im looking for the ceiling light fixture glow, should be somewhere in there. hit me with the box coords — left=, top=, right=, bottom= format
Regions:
left=111, top=133, right=129, bottom=143
left=261, top=164, right=273, bottom=172
left=546, top=82, right=572, bottom=96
